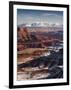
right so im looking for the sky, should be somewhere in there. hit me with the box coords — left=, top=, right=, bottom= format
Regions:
left=17, top=9, right=63, bottom=26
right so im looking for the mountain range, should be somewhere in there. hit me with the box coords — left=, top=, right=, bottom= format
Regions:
left=18, top=22, right=63, bottom=28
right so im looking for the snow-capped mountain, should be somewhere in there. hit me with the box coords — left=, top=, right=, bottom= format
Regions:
left=18, top=22, right=63, bottom=28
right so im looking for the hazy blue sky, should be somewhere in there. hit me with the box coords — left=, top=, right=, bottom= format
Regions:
left=17, top=9, right=63, bottom=26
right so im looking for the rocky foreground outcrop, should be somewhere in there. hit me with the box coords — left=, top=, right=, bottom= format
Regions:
left=17, top=48, right=63, bottom=80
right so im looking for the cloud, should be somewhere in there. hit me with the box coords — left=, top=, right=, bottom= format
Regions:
left=42, top=13, right=58, bottom=17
